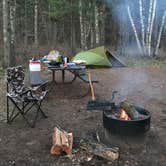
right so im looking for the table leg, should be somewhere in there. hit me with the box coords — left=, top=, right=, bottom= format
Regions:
left=52, top=70, right=55, bottom=82
left=62, top=70, right=65, bottom=83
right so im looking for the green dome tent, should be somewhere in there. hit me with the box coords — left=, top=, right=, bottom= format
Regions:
left=72, top=46, right=125, bottom=67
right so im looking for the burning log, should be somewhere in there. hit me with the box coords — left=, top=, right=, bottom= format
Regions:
left=120, top=101, right=140, bottom=120
left=50, top=127, right=73, bottom=155
left=120, top=109, right=131, bottom=120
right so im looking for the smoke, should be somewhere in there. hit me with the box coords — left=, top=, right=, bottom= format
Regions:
left=115, top=70, right=148, bottom=97
left=105, top=0, right=166, bottom=56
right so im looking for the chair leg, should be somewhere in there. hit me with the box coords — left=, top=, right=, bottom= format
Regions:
left=7, top=96, right=10, bottom=123
left=35, top=101, right=47, bottom=118
left=30, top=107, right=40, bottom=128
left=7, top=97, right=21, bottom=123
left=7, top=97, right=47, bottom=127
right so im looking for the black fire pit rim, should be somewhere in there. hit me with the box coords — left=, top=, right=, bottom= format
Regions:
left=103, top=105, right=151, bottom=122
left=103, top=105, right=151, bottom=136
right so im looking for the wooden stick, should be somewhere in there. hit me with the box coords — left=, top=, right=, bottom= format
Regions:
left=88, top=72, right=96, bottom=101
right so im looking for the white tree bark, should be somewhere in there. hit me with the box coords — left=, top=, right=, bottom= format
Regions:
left=10, top=0, right=16, bottom=64
left=146, top=0, right=153, bottom=54
left=127, top=5, right=142, bottom=55
left=79, top=0, right=86, bottom=49
left=3, top=0, right=10, bottom=67
left=10, top=0, right=16, bottom=45
left=148, top=0, right=156, bottom=56
left=90, top=26, right=95, bottom=48
left=24, top=0, right=28, bottom=46
left=139, top=0, right=145, bottom=49
left=155, top=10, right=166, bottom=56
left=100, top=4, right=106, bottom=45
left=34, top=0, right=38, bottom=46
left=95, top=4, right=99, bottom=45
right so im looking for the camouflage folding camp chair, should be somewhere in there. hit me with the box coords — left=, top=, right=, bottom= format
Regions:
left=6, top=66, right=48, bottom=127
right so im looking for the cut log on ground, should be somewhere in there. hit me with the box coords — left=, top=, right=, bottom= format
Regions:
left=80, top=139, right=119, bottom=162
left=61, top=132, right=73, bottom=155
left=50, top=127, right=62, bottom=155
left=50, top=127, right=73, bottom=155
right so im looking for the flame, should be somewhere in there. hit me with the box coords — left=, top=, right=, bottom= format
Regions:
left=120, top=109, right=131, bottom=120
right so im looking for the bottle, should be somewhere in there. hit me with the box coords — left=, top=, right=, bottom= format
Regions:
left=63, top=57, right=68, bottom=67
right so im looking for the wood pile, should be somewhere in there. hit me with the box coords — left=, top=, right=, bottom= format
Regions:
left=50, top=127, right=73, bottom=155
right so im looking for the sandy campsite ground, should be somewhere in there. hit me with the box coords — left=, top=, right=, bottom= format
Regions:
left=0, top=66, right=166, bottom=166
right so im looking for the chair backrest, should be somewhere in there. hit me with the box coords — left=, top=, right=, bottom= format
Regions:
left=7, top=66, right=25, bottom=95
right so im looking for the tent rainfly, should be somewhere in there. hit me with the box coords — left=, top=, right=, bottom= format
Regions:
left=72, top=46, right=125, bottom=67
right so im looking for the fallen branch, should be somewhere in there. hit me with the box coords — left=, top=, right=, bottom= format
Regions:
left=80, top=139, right=119, bottom=162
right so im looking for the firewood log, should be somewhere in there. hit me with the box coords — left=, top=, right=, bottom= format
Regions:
left=50, top=127, right=73, bottom=155
left=61, top=131, right=69, bottom=152
left=61, top=132, right=73, bottom=155
left=120, top=100, right=140, bottom=119
left=50, top=127, right=62, bottom=155
left=66, top=133, right=73, bottom=155
left=80, top=139, right=119, bottom=161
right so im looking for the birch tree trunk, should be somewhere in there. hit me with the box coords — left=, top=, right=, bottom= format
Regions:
left=79, top=0, right=85, bottom=49
left=155, top=10, right=166, bottom=56
left=127, top=5, right=142, bottom=55
left=95, top=4, right=99, bottom=45
left=90, top=25, right=95, bottom=48
left=24, top=0, right=28, bottom=46
left=3, top=0, right=10, bottom=67
left=34, top=0, right=38, bottom=47
left=139, top=0, right=145, bottom=53
left=100, top=4, right=106, bottom=45
left=146, top=0, right=153, bottom=55
left=148, top=0, right=157, bottom=56
left=10, top=0, right=16, bottom=65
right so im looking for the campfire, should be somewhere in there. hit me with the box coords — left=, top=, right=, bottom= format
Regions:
left=120, top=109, right=131, bottom=120
left=103, top=100, right=151, bottom=136
left=106, top=100, right=147, bottom=121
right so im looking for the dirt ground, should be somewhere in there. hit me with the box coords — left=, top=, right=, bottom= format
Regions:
left=0, top=67, right=166, bottom=166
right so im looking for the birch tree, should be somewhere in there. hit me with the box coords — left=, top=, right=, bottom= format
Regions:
left=79, top=0, right=86, bottom=49
left=24, top=0, right=28, bottom=46
left=34, top=0, right=38, bottom=47
left=139, top=0, right=145, bottom=52
left=95, top=4, right=99, bottom=44
left=155, top=10, right=166, bottom=55
left=127, top=5, right=142, bottom=54
left=2, top=0, right=10, bottom=67
left=10, top=0, right=16, bottom=65
left=148, top=0, right=156, bottom=56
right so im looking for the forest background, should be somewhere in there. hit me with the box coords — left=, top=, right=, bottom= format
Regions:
left=0, top=0, right=166, bottom=68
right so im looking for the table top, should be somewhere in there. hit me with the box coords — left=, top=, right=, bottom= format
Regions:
left=48, top=64, right=86, bottom=70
